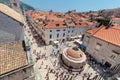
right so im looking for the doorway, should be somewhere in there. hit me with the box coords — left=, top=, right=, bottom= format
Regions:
left=104, top=61, right=111, bottom=68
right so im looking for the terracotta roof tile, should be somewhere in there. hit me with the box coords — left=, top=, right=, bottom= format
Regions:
left=86, top=27, right=102, bottom=34
left=44, top=21, right=67, bottom=29
left=87, top=25, right=120, bottom=46
left=74, top=22, right=91, bottom=27
left=27, top=10, right=93, bottom=29
left=112, top=17, right=120, bottom=20
left=0, top=41, right=28, bottom=75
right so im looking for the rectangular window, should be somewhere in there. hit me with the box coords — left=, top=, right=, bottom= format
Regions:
left=56, top=24, right=60, bottom=26
left=56, top=30, right=60, bottom=32
left=13, top=3, right=17, bottom=7
left=50, top=30, right=52, bottom=32
left=63, top=29, right=66, bottom=31
left=50, top=34, right=52, bottom=39
left=68, top=30, right=70, bottom=33
left=112, top=50, right=120, bottom=55
left=23, top=69, right=26, bottom=74
left=57, top=34, right=59, bottom=38
left=81, top=34, right=84, bottom=41
left=72, top=30, right=74, bottom=33
left=63, top=33, right=65, bottom=37
left=110, top=55, right=115, bottom=59
left=95, top=43, right=101, bottom=50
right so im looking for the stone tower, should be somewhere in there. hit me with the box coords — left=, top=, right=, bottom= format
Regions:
left=9, top=0, right=21, bottom=13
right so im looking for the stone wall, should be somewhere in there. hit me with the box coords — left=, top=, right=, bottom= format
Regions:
left=85, top=36, right=120, bottom=68
left=0, top=65, right=34, bottom=80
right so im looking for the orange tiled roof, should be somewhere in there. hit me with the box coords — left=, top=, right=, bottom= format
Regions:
left=26, top=10, right=33, bottom=16
left=47, top=15, right=64, bottom=21
left=74, top=22, right=91, bottom=27
left=43, top=21, right=67, bottom=29
left=27, top=10, right=65, bottom=22
left=65, top=19, right=75, bottom=26
left=26, top=10, right=93, bottom=28
left=112, top=17, right=120, bottom=20
left=86, top=26, right=102, bottom=34
left=87, top=25, right=120, bottom=46
left=0, top=41, right=28, bottom=75
left=64, top=14, right=71, bottom=19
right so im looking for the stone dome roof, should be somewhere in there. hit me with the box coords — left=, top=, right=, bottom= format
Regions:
left=66, top=47, right=83, bottom=58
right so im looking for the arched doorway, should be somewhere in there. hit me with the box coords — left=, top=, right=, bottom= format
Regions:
left=105, top=61, right=111, bottom=68
left=49, top=41, right=52, bottom=45
left=62, top=39, right=65, bottom=43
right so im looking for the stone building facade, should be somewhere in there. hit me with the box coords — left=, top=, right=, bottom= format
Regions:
left=83, top=25, right=120, bottom=74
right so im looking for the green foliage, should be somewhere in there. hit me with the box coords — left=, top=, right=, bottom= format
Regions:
left=95, top=18, right=112, bottom=26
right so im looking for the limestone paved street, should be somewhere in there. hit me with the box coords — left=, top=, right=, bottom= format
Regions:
left=24, top=22, right=104, bottom=80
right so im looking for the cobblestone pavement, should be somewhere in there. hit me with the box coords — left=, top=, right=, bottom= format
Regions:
left=24, top=23, right=104, bottom=80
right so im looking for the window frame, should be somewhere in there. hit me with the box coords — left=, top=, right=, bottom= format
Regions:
left=50, top=30, right=52, bottom=32
left=56, top=29, right=60, bottom=32
left=50, top=34, right=52, bottom=39
left=63, top=29, right=66, bottom=31
left=112, top=50, right=120, bottom=55
left=95, top=43, right=102, bottom=51
left=110, top=55, right=116, bottom=59
left=57, top=33, right=59, bottom=38
left=63, top=33, right=65, bottom=37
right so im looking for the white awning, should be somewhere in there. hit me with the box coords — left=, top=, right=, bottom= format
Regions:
left=78, top=35, right=82, bottom=38
left=74, top=39, right=83, bottom=44
left=71, top=36, right=78, bottom=39
left=53, top=41, right=59, bottom=44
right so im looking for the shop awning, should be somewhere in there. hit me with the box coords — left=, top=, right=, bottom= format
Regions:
left=74, top=39, right=83, bottom=44
left=53, top=41, right=59, bottom=44
left=71, top=36, right=78, bottom=39
left=78, top=35, right=82, bottom=38
left=81, top=45, right=86, bottom=50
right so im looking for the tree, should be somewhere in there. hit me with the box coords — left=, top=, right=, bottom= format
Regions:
left=95, top=18, right=112, bottom=27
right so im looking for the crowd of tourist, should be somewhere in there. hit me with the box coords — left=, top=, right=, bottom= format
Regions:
left=24, top=26, right=103, bottom=80
left=32, top=44, right=96, bottom=80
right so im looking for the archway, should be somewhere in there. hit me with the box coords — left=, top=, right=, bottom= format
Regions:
left=62, top=39, right=65, bottom=43
left=49, top=41, right=52, bottom=45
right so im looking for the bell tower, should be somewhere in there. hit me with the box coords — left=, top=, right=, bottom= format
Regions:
left=9, top=0, right=21, bottom=13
